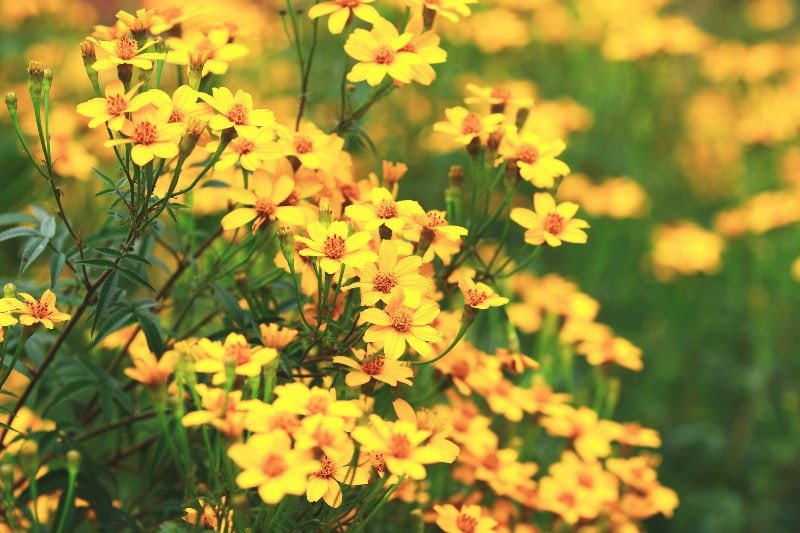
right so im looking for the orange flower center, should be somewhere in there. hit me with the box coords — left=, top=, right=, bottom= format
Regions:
left=255, top=198, right=276, bottom=218
left=116, top=37, right=139, bottom=60
left=225, top=341, right=251, bottom=365
left=450, top=360, right=469, bottom=379
left=133, top=121, right=158, bottom=145
left=361, top=355, right=385, bottom=375
left=375, top=199, right=399, bottom=219
left=481, top=452, right=500, bottom=471
left=426, top=211, right=446, bottom=227
left=315, top=455, right=337, bottom=478
left=106, top=95, right=128, bottom=116
left=490, top=87, right=511, bottom=103
left=373, top=271, right=398, bottom=294
left=168, top=108, right=185, bottom=123
left=543, top=213, right=565, bottom=235
left=26, top=301, right=51, bottom=319
left=323, top=235, right=346, bottom=260
left=465, top=288, right=488, bottom=307
left=578, top=472, right=595, bottom=489
left=399, top=43, right=416, bottom=53
left=388, top=433, right=411, bottom=459
left=455, top=514, right=479, bottom=533
left=261, top=454, right=287, bottom=477
left=226, top=103, right=249, bottom=125
left=374, top=45, right=395, bottom=65
left=369, top=451, right=385, bottom=473
left=517, top=144, right=539, bottom=164
left=461, top=113, right=483, bottom=135
left=306, top=395, right=330, bottom=415
left=231, top=138, right=255, bottom=155
left=294, top=135, right=313, bottom=154
left=558, top=490, right=577, bottom=507
left=389, top=307, right=414, bottom=333
left=337, top=0, right=360, bottom=6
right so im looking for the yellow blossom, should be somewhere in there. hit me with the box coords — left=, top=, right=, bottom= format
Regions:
left=308, top=0, right=380, bottom=35
left=76, top=80, right=148, bottom=130
left=345, top=18, right=423, bottom=86
left=16, top=290, right=71, bottom=329
left=333, top=347, right=414, bottom=387
left=510, top=192, right=590, bottom=247
left=362, top=293, right=441, bottom=359
left=296, top=220, right=378, bottom=275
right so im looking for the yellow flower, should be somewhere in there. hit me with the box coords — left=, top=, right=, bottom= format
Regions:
left=166, top=27, right=249, bottom=76
left=457, top=277, right=509, bottom=309
left=105, top=104, right=184, bottom=166
left=181, top=385, right=252, bottom=438
left=510, top=192, right=589, bottom=247
left=433, top=504, right=498, bottom=533
left=221, top=172, right=306, bottom=233
left=345, top=18, right=423, bottom=86
left=123, top=349, right=178, bottom=389
left=361, top=293, right=441, bottom=359
left=498, top=127, right=569, bottom=188
left=393, top=399, right=459, bottom=463
left=76, top=80, right=148, bottom=130
left=16, top=290, right=71, bottom=329
left=199, top=87, right=276, bottom=134
left=115, top=8, right=156, bottom=34
left=433, top=106, right=505, bottom=145
left=273, top=383, right=363, bottom=419
left=276, top=123, right=344, bottom=172
left=401, top=15, right=448, bottom=86
left=350, top=239, right=428, bottom=306
left=406, top=210, right=468, bottom=264
left=296, top=220, right=378, bottom=275
left=228, top=430, right=319, bottom=504
left=345, top=187, right=424, bottom=232
left=166, top=85, right=205, bottom=125
left=182, top=498, right=232, bottom=531
left=194, top=334, right=278, bottom=385
left=464, top=83, right=533, bottom=113
left=540, top=406, right=617, bottom=461
left=89, top=36, right=165, bottom=71
left=308, top=0, right=381, bottom=35
left=333, top=347, right=414, bottom=387
left=352, top=415, right=441, bottom=480
left=259, top=323, right=299, bottom=350
left=206, top=128, right=282, bottom=172
left=406, top=0, right=477, bottom=23
left=306, top=441, right=370, bottom=508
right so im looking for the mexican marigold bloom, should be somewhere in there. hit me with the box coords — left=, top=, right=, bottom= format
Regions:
left=308, top=0, right=381, bottom=35
left=115, top=8, right=156, bottom=34
left=166, top=27, right=249, bottom=77
left=306, top=441, right=370, bottom=508
left=406, top=0, right=477, bottom=23
left=123, top=349, right=178, bottom=388
left=151, top=5, right=199, bottom=35
left=105, top=104, right=184, bottom=166
left=273, top=382, right=364, bottom=419
left=199, top=87, right=276, bottom=135
left=350, top=239, right=428, bottom=306
left=393, top=399, right=459, bottom=463
left=333, top=347, right=414, bottom=387
left=401, top=16, right=448, bottom=85
left=613, top=423, right=662, bottom=448
left=276, top=122, right=344, bottom=172
left=651, top=221, right=725, bottom=280
left=510, top=192, right=590, bottom=247
left=536, top=474, right=594, bottom=525
left=166, top=85, right=204, bottom=124
left=362, top=293, right=441, bottom=359
left=16, top=290, right=71, bottom=329
left=352, top=415, right=441, bottom=480
left=540, top=406, right=617, bottom=461
left=464, top=83, right=533, bottom=113
left=497, top=127, right=569, bottom=188
left=182, top=385, right=252, bottom=437
left=227, top=430, right=319, bottom=504
left=345, top=18, right=423, bottom=86
left=88, top=36, right=165, bottom=71
left=76, top=80, right=148, bottom=130
left=206, top=128, right=282, bottom=171
left=433, top=106, right=505, bottom=145
left=259, top=323, right=299, bottom=350
left=407, top=210, right=468, bottom=264
left=296, top=220, right=378, bottom=275
left=221, top=172, right=305, bottom=233
left=576, top=329, right=644, bottom=371
left=0, top=298, right=23, bottom=328
left=194, top=333, right=278, bottom=385
left=457, top=277, right=509, bottom=309
left=433, top=504, right=498, bottom=533
left=345, top=187, right=425, bottom=233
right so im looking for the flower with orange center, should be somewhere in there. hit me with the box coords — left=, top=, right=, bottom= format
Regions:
left=345, top=187, right=425, bottom=233
left=115, top=8, right=156, bottom=34
left=259, top=323, right=299, bottom=350
left=182, top=497, right=232, bottom=531
left=308, top=0, right=381, bottom=34
left=433, top=504, right=498, bottom=533
left=165, top=27, right=249, bottom=77
left=105, top=104, right=184, bottom=166
left=433, top=106, right=505, bottom=145
left=193, top=333, right=277, bottom=385
left=0, top=298, right=23, bottom=329
left=361, top=293, right=441, bottom=359
left=182, top=385, right=252, bottom=437
left=406, top=210, right=468, bottom=264
left=464, top=83, right=534, bottom=113
left=344, top=18, right=424, bottom=86
left=498, top=127, right=569, bottom=188
left=406, top=0, right=478, bottom=23
left=15, top=290, right=71, bottom=329
left=457, top=277, right=509, bottom=310
left=276, top=122, right=344, bottom=172
left=199, top=87, right=275, bottom=135
left=333, top=347, right=414, bottom=387
left=88, top=36, right=165, bottom=71
left=123, top=349, right=178, bottom=389
left=576, top=329, right=643, bottom=371
left=350, top=239, right=428, bottom=306
left=207, top=128, right=282, bottom=172
left=296, top=220, right=378, bottom=275
left=166, top=85, right=204, bottom=125
left=612, top=423, right=662, bottom=448
left=510, top=192, right=590, bottom=247
left=306, top=441, right=370, bottom=508
left=401, top=15, right=448, bottom=86
left=273, top=382, right=364, bottom=419
left=540, top=406, right=617, bottom=461
left=228, top=430, right=319, bottom=504
left=352, top=415, right=441, bottom=480
left=221, top=172, right=305, bottom=232
left=76, top=80, right=149, bottom=130
left=393, top=399, right=459, bottom=463
left=151, top=5, right=199, bottom=35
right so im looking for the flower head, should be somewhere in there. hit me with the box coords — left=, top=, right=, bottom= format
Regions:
left=308, top=0, right=380, bottom=34
left=221, top=172, right=306, bottom=233
left=434, top=504, right=498, bottom=533
left=76, top=80, right=148, bottom=130
left=199, top=87, right=276, bottom=134
left=105, top=103, right=184, bottom=166
left=510, top=192, right=589, bottom=247
left=333, top=347, right=414, bottom=387
left=434, top=106, right=505, bottom=145
left=89, top=36, right=165, bottom=71
left=350, top=239, right=428, bottom=306
left=296, top=220, right=378, bottom=275
left=362, top=293, right=441, bottom=359
left=16, top=290, right=71, bottom=329
left=345, top=18, right=423, bottom=86
left=498, top=127, right=569, bottom=188
left=457, top=277, right=509, bottom=309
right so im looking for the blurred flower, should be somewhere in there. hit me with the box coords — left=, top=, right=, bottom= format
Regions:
left=345, top=18, right=423, bottom=86
left=308, top=0, right=380, bottom=35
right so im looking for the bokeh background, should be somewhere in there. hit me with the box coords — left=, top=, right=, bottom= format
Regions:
left=2, top=0, right=800, bottom=531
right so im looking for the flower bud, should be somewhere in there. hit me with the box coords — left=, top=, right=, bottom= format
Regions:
left=466, top=136, right=481, bottom=158
left=179, top=118, right=205, bottom=157
left=0, top=464, right=13, bottom=490
left=378, top=224, right=392, bottom=240
left=80, top=40, right=96, bottom=65
left=4, top=283, right=17, bottom=298
left=278, top=225, right=296, bottom=270
left=231, top=492, right=249, bottom=516
left=5, top=92, right=17, bottom=114
left=423, top=6, right=437, bottom=30
left=448, top=165, right=464, bottom=187
left=117, top=63, right=133, bottom=88
left=66, top=450, right=82, bottom=474
left=42, top=69, right=53, bottom=96
left=486, top=129, right=504, bottom=160
left=18, top=440, right=40, bottom=478
left=188, top=50, right=210, bottom=91
left=319, top=198, right=333, bottom=227
left=416, top=227, right=435, bottom=258
left=27, top=60, right=45, bottom=99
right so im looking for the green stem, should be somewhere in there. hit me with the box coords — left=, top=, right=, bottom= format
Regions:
left=412, top=316, right=474, bottom=366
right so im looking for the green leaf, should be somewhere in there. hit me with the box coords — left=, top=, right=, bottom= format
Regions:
left=0, top=226, right=38, bottom=242
left=74, top=258, right=118, bottom=269
left=19, top=236, right=48, bottom=273
left=135, top=310, right=164, bottom=355
left=117, top=266, right=155, bottom=291
left=92, top=271, right=118, bottom=334
left=0, top=213, right=37, bottom=226
left=92, top=167, right=116, bottom=188
left=49, top=252, right=66, bottom=288
left=39, top=214, right=56, bottom=239
left=94, top=246, right=123, bottom=259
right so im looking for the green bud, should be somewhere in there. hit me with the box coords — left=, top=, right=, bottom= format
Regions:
left=27, top=61, right=45, bottom=99
left=278, top=225, right=296, bottom=271
left=319, top=198, right=333, bottom=227
left=18, top=440, right=40, bottom=479
left=66, top=450, right=82, bottom=474
left=5, top=92, right=17, bottom=113
left=3, top=283, right=17, bottom=298
left=42, top=69, right=53, bottom=95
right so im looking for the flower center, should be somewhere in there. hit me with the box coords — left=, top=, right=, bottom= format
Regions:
left=517, top=144, right=539, bottom=164
left=361, top=355, right=385, bottom=375
left=106, top=95, right=128, bottom=116
left=26, top=301, right=51, bottom=319
left=399, top=43, right=416, bottom=53
left=225, top=341, right=251, bottom=365
left=388, top=433, right=411, bottom=459
left=373, top=271, right=398, bottom=294
left=226, top=103, right=249, bottom=125
left=426, top=211, right=446, bottom=227
left=389, top=307, right=414, bottom=333
left=306, top=394, right=330, bottom=415
left=294, top=135, right=313, bottom=154
left=168, top=108, right=185, bottom=123
left=450, top=360, right=470, bottom=379
left=558, top=490, right=577, bottom=507
left=490, top=87, right=511, bottom=103
left=543, top=213, right=565, bottom=235
left=337, top=0, right=360, bottom=6
left=455, top=514, right=479, bottom=533
left=261, top=454, right=287, bottom=477
left=255, top=198, right=276, bottom=218
left=116, top=37, right=139, bottom=60
left=231, top=138, right=255, bottom=155
left=315, top=455, right=337, bottom=478
left=374, top=45, right=395, bottom=65
left=465, top=289, right=488, bottom=307
left=369, top=451, right=385, bottom=473
left=461, top=113, right=483, bottom=135
left=323, top=235, right=346, bottom=260
left=375, top=199, right=399, bottom=219
left=133, top=121, right=158, bottom=145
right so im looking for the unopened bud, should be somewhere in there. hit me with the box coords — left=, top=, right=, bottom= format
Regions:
left=3, top=283, right=17, bottom=298
left=5, top=92, right=17, bottom=114
left=515, top=107, right=530, bottom=130
left=0, top=464, right=13, bottom=490
left=319, top=198, right=332, bottom=227
left=231, top=492, right=249, bottom=515
left=466, top=136, right=481, bottom=158
left=378, top=224, right=392, bottom=240
left=504, top=159, right=521, bottom=190
left=117, top=63, right=133, bottom=88
left=220, top=127, right=238, bottom=145
left=422, top=6, right=437, bottom=30
left=486, top=129, right=504, bottom=160
left=66, top=450, right=82, bottom=474
left=188, top=50, right=210, bottom=91
left=179, top=118, right=205, bottom=157
left=80, top=40, right=96, bottom=64
left=416, top=227, right=435, bottom=258
left=27, top=60, right=45, bottom=99
left=18, top=440, right=40, bottom=478
left=448, top=165, right=464, bottom=187
left=278, top=225, right=295, bottom=270
left=42, top=69, right=53, bottom=96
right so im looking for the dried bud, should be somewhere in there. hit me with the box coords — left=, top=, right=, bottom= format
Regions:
left=448, top=165, right=464, bottom=187
left=504, top=159, right=521, bottom=190
left=378, top=224, right=392, bottom=240
left=5, top=92, right=17, bottom=114
left=117, top=63, right=133, bottom=88
left=27, top=60, right=45, bottom=98
left=466, top=136, right=481, bottom=158
left=319, top=198, right=333, bottom=227
left=423, top=6, right=437, bottom=30
left=515, top=107, right=530, bottom=130
left=80, top=40, right=96, bottom=64
left=416, top=227, right=435, bottom=258
left=486, top=129, right=504, bottom=159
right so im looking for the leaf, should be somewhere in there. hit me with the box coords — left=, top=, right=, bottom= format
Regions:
left=135, top=310, right=164, bottom=355
left=90, top=308, right=135, bottom=348
left=39, top=214, right=56, bottom=239
left=92, top=270, right=118, bottom=334
left=0, top=226, right=38, bottom=242
left=19, top=236, right=48, bottom=274
left=94, top=247, right=123, bottom=259
left=49, top=252, right=66, bottom=288
left=0, top=213, right=37, bottom=226
left=40, top=379, right=96, bottom=418
left=117, top=266, right=155, bottom=291
left=92, top=167, right=116, bottom=188
left=74, top=258, right=118, bottom=269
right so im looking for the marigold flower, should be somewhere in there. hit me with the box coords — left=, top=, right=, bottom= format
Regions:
left=221, top=172, right=305, bottom=233
left=15, top=290, right=71, bottom=329
left=352, top=415, right=441, bottom=480
left=273, top=382, right=363, bottom=419
left=166, top=85, right=204, bottom=124
left=362, top=294, right=441, bottom=359
left=296, top=220, right=378, bottom=275
left=457, top=277, right=509, bottom=309
left=349, top=239, right=428, bottom=306
left=308, top=0, right=381, bottom=34
left=199, top=87, right=276, bottom=134
left=401, top=16, right=448, bottom=85
left=259, top=323, right=299, bottom=350
left=613, top=423, right=662, bottom=448
left=76, top=80, right=148, bottom=130
left=540, top=406, right=616, bottom=461
left=276, top=123, right=343, bottom=172
left=497, top=127, right=569, bottom=188
left=510, top=192, right=589, bottom=247
left=166, top=27, right=249, bottom=77
left=123, top=349, right=178, bottom=388
left=434, top=106, right=505, bottom=145
left=393, top=399, right=459, bottom=463
left=433, top=504, right=498, bottom=533
left=227, top=430, right=319, bottom=504
left=464, top=83, right=533, bottom=113
left=194, top=333, right=278, bottom=385
left=206, top=128, right=281, bottom=172
left=182, top=385, right=252, bottom=438
left=88, top=36, right=165, bottom=71
left=345, top=18, right=423, bottom=86
left=306, top=441, right=370, bottom=508
left=105, top=104, right=184, bottom=166
left=407, top=0, right=477, bottom=23
left=333, top=347, right=414, bottom=387
left=345, top=187, right=424, bottom=233
left=183, top=498, right=232, bottom=531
